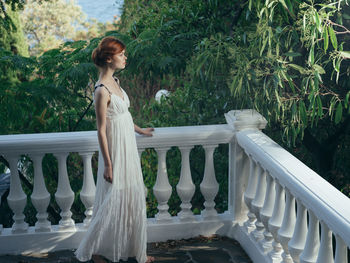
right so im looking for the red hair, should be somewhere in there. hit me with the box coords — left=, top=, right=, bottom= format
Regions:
left=91, top=37, right=125, bottom=67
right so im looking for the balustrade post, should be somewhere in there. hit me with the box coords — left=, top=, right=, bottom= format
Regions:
left=6, top=155, right=28, bottom=234
left=0, top=197, right=2, bottom=234
left=31, top=154, right=51, bottom=232
left=228, top=139, right=250, bottom=221
left=289, top=200, right=307, bottom=262
left=277, top=189, right=296, bottom=263
left=300, top=211, right=320, bottom=263
left=54, top=152, right=75, bottom=230
left=200, top=144, right=219, bottom=219
left=138, top=148, right=148, bottom=197
left=176, top=146, right=195, bottom=222
left=225, top=109, right=267, bottom=222
left=259, top=172, right=276, bottom=253
left=334, top=235, right=348, bottom=263
left=268, top=181, right=285, bottom=262
left=153, top=147, right=172, bottom=222
left=316, top=222, right=334, bottom=263
left=79, top=151, right=96, bottom=227
left=243, top=157, right=258, bottom=233
left=251, top=166, right=267, bottom=241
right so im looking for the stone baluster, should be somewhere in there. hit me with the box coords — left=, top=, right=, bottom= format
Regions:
left=243, top=157, right=258, bottom=233
left=334, top=235, right=348, bottom=263
left=138, top=148, right=148, bottom=197
left=259, top=172, right=276, bottom=253
left=277, top=189, right=296, bottom=263
left=225, top=109, right=267, bottom=222
left=300, top=211, right=320, bottom=263
left=6, top=155, right=28, bottom=234
left=31, top=154, right=51, bottom=232
left=316, top=222, right=334, bottom=263
left=176, top=146, right=195, bottom=222
left=153, top=147, right=172, bottom=222
left=200, top=144, right=219, bottom=219
left=0, top=196, right=2, bottom=234
left=79, top=151, right=96, bottom=227
left=54, top=152, right=75, bottom=229
left=288, top=200, right=307, bottom=262
left=268, top=181, right=285, bottom=261
left=251, top=165, right=267, bottom=241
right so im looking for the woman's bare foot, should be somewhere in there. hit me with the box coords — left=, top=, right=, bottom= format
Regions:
left=92, top=254, right=107, bottom=263
left=146, top=255, right=155, bottom=263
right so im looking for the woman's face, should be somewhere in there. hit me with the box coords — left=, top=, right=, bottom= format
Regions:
left=108, top=50, right=127, bottom=70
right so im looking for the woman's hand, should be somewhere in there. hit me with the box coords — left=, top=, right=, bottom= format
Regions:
left=141, top=127, right=154, bottom=136
left=103, top=164, right=113, bottom=183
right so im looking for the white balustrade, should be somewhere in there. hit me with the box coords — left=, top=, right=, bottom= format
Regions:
left=288, top=200, right=307, bottom=262
left=0, top=197, right=2, bottom=234
left=176, top=146, right=195, bottom=221
left=31, top=154, right=51, bottom=232
left=268, top=181, right=285, bottom=261
left=335, top=235, right=348, bottom=263
left=278, top=189, right=296, bottom=262
left=0, top=171, right=4, bottom=234
left=79, top=151, right=96, bottom=227
left=244, top=157, right=258, bottom=232
left=0, top=110, right=349, bottom=262
left=54, top=152, right=75, bottom=229
left=200, top=144, right=219, bottom=219
left=153, top=147, right=172, bottom=222
left=259, top=172, right=276, bottom=253
left=251, top=166, right=267, bottom=241
left=300, top=211, right=320, bottom=263
left=6, top=154, right=28, bottom=234
left=316, top=222, right=334, bottom=263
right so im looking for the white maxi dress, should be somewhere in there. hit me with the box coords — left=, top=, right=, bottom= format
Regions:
left=75, top=82, right=148, bottom=263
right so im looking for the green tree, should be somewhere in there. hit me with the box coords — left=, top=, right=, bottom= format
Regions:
left=20, top=0, right=86, bottom=55
left=118, top=0, right=350, bottom=190
left=221, top=0, right=350, bottom=179
left=0, top=6, right=28, bottom=56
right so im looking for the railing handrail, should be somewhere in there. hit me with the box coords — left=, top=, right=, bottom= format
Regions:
left=236, top=128, right=350, bottom=246
left=0, top=124, right=234, bottom=155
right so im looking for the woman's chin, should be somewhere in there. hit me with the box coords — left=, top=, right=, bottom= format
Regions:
left=117, top=65, right=126, bottom=70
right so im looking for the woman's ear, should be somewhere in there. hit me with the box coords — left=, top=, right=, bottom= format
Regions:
left=106, top=56, right=112, bottom=63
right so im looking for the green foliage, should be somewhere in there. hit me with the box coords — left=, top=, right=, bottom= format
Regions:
left=0, top=6, right=28, bottom=56
left=120, top=0, right=350, bottom=194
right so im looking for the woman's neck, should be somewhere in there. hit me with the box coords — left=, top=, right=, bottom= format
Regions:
left=98, top=67, right=115, bottom=81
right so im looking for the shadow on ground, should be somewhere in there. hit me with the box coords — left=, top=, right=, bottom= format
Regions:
left=0, top=235, right=252, bottom=263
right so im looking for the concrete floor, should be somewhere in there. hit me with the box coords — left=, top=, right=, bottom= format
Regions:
left=0, top=235, right=252, bottom=263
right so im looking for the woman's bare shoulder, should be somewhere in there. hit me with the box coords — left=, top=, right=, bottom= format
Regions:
left=94, top=84, right=110, bottom=99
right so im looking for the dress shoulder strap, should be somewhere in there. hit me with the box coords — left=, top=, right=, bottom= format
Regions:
left=113, top=76, right=120, bottom=86
left=94, top=83, right=112, bottom=95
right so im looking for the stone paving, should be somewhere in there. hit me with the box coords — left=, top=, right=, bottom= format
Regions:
left=0, top=235, right=252, bottom=263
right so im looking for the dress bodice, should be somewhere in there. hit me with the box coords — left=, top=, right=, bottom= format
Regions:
left=105, top=88, right=130, bottom=119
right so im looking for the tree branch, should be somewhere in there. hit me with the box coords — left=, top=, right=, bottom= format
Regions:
left=327, top=19, right=350, bottom=35
left=72, top=99, right=94, bottom=131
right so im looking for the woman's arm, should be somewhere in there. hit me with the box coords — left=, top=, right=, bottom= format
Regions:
left=94, top=88, right=113, bottom=183
left=134, top=123, right=154, bottom=136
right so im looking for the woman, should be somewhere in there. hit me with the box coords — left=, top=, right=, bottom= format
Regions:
left=75, top=36, right=155, bottom=263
